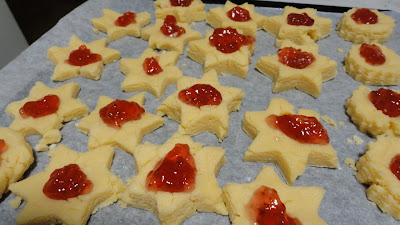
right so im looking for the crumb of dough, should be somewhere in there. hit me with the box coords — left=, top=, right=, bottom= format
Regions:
left=35, top=143, right=48, bottom=152
left=9, top=196, right=22, bottom=209
left=344, top=158, right=357, bottom=171
left=353, top=135, right=364, bottom=146
left=342, top=65, right=346, bottom=71
left=338, top=121, right=344, bottom=126
left=87, top=98, right=92, bottom=103
left=182, top=63, right=187, bottom=67
left=49, top=144, right=57, bottom=150
left=337, top=48, right=345, bottom=53
left=321, top=115, right=337, bottom=129
left=93, top=28, right=99, bottom=34
left=346, top=138, right=353, bottom=144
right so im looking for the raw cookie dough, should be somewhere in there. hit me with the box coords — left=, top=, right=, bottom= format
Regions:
left=8, top=144, right=126, bottom=225
left=120, top=48, right=183, bottom=99
left=120, top=133, right=227, bottom=225
left=6, top=82, right=89, bottom=151
left=256, top=40, right=337, bottom=98
left=157, top=70, right=244, bottom=141
left=154, top=0, right=206, bottom=23
left=223, top=166, right=327, bottom=225
left=91, top=8, right=151, bottom=41
left=243, top=98, right=338, bottom=184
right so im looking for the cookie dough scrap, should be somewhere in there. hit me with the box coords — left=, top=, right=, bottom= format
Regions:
left=206, top=0, right=267, bottom=38
left=356, top=135, right=400, bottom=220
left=0, top=127, right=33, bottom=198
left=120, top=48, right=183, bottom=99
left=120, top=133, right=227, bottom=225
left=76, top=92, right=164, bottom=155
left=345, top=43, right=400, bottom=85
left=337, top=8, right=395, bottom=44
left=157, top=70, right=244, bottom=141
left=91, top=8, right=151, bottom=41
left=6, top=82, right=89, bottom=151
left=47, top=35, right=120, bottom=81
left=243, top=98, right=338, bottom=184
left=9, top=145, right=126, bottom=225
left=263, top=6, right=332, bottom=47
left=223, top=166, right=327, bottom=225
left=256, top=40, right=337, bottom=98
left=154, top=0, right=206, bottom=23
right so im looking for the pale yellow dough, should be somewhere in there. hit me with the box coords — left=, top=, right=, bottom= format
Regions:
left=243, top=98, right=338, bottom=184
left=256, top=40, right=337, bottom=98
left=0, top=128, right=33, bottom=198
left=345, top=43, right=400, bottom=85
left=91, top=8, right=151, bottom=41
left=345, top=85, right=400, bottom=137
left=356, top=135, right=400, bottom=220
left=8, top=145, right=126, bottom=225
left=6, top=82, right=89, bottom=151
left=76, top=92, right=164, bottom=155
left=263, top=6, right=332, bottom=47
left=337, top=8, right=395, bottom=44
left=120, top=48, right=183, bottom=99
left=223, top=166, right=327, bottom=225
left=120, top=133, right=227, bottom=225
left=157, top=70, right=244, bottom=141
left=154, top=0, right=206, bottom=23
left=47, top=35, right=121, bottom=81
left=206, top=1, right=267, bottom=38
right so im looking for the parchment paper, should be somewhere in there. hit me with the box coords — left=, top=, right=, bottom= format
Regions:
left=1, top=0, right=400, bottom=224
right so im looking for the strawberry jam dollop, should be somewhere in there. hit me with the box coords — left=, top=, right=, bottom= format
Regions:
left=351, top=8, right=378, bottom=25
left=247, top=186, right=302, bottom=225
left=0, top=139, right=7, bottom=165
left=278, top=47, right=315, bottom=69
left=178, top=84, right=222, bottom=108
left=143, top=57, right=163, bottom=75
left=160, top=15, right=186, bottom=37
left=19, top=95, right=60, bottom=119
left=43, top=164, right=93, bottom=200
left=287, top=13, right=314, bottom=26
left=66, top=45, right=102, bottom=66
left=170, top=0, right=193, bottom=7
left=360, top=43, right=386, bottom=66
left=99, top=99, right=145, bottom=129
left=390, top=154, right=400, bottom=181
left=146, top=143, right=196, bottom=193
left=209, top=27, right=254, bottom=54
left=266, top=114, right=330, bottom=145
left=114, top=11, right=136, bottom=27
left=369, top=88, right=400, bottom=118
left=227, top=6, right=252, bottom=22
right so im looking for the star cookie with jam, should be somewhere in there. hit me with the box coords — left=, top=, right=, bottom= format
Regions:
left=154, top=0, right=207, bottom=23
left=48, top=35, right=120, bottom=81
left=243, top=98, right=338, bottom=184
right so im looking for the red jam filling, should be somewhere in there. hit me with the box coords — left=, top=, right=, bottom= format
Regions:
left=146, top=143, right=196, bottom=193
left=369, top=88, right=400, bottom=117
left=170, top=0, right=193, bottom=7
left=287, top=13, right=314, bottom=26
left=43, top=164, right=93, bottom=200
left=209, top=27, right=254, bottom=54
left=99, top=99, right=145, bottom=129
left=227, top=6, right=252, bottom=22
left=351, top=8, right=378, bottom=25
left=19, top=95, right=60, bottom=119
left=66, top=45, right=102, bottom=66
left=359, top=43, right=386, bottom=66
left=114, top=11, right=136, bottom=27
left=247, top=186, right=302, bottom=225
left=0, top=139, right=7, bottom=154
left=143, top=57, right=163, bottom=75
left=266, top=114, right=330, bottom=145
left=278, top=47, right=315, bottom=69
left=178, top=84, right=222, bottom=108
left=160, top=15, right=186, bottom=38
left=390, top=155, right=400, bottom=181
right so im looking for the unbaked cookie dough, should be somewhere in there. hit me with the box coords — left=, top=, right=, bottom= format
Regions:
left=243, top=98, right=338, bottom=184
left=120, top=133, right=227, bottom=225
left=48, top=35, right=121, bottom=81
left=6, top=82, right=89, bottom=151
left=154, top=0, right=207, bottom=24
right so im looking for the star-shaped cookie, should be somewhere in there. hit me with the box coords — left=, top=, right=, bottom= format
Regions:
left=206, top=0, right=267, bottom=38
left=76, top=92, right=164, bottom=155
left=47, top=35, right=121, bottom=81
left=223, top=166, right=327, bottom=225
left=154, top=0, right=207, bottom=23
left=120, top=48, right=183, bottom=99
left=9, top=144, right=126, bottom=225
left=256, top=40, right=337, bottom=98
left=263, top=6, right=332, bottom=47
left=243, top=98, right=338, bottom=184
left=120, top=133, right=228, bottom=225
left=157, top=70, right=244, bottom=141
left=6, top=82, right=89, bottom=151
left=91, top=8, right=151, bottom=41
